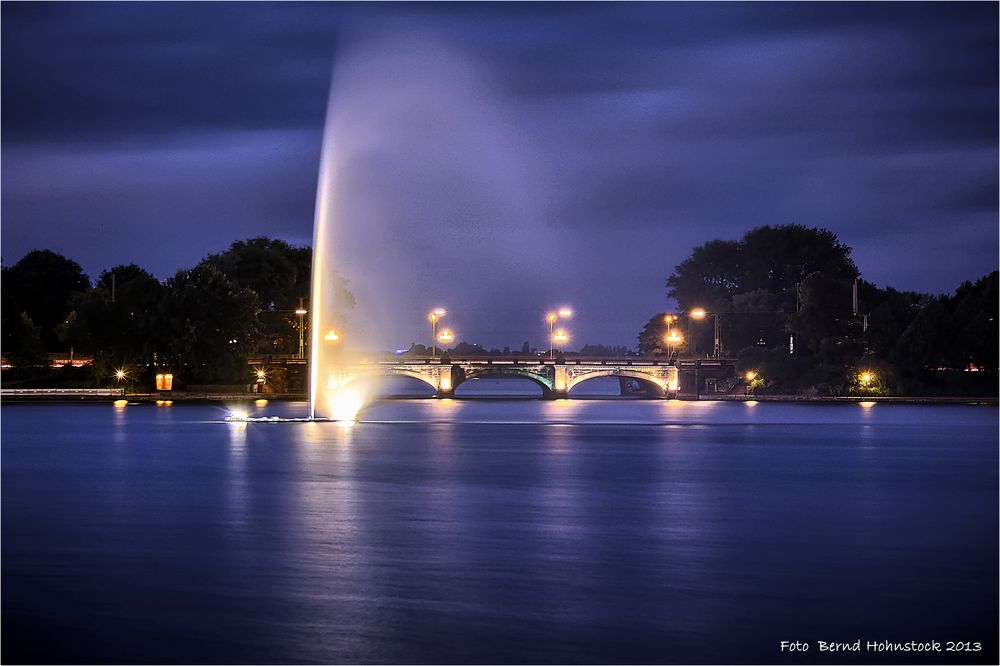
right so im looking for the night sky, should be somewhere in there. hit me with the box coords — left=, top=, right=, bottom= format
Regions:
left=3, top=2, right=997, bottom=349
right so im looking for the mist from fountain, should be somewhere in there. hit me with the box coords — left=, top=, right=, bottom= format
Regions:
left=307, top=29, right=567, bottom=420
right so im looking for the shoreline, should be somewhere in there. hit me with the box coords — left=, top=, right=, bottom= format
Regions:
left=1, top=392, right=996, bottom=406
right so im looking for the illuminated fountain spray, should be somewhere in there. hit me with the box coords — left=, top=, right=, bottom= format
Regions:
left=308, top=81, right=337, bottom=420
left=303, top=31, right=565, bottom=421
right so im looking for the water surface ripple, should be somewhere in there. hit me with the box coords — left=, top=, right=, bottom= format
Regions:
left=2, top=401, right=996, bottom=664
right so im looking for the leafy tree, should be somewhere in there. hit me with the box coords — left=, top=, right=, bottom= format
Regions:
left=786, top=271, right=859, bottom=364
left=666, top=225, right=857, bottom=315
left=950, top=271, right=998, bottom=371
left=9, top=313, right=49, bottom=369
left=155, top=264, right=261, bottom=384
left=666, top=239, right=741, bottom=312
left=4, top=250, right=89, bottom=347
left=637, top=313, right=669, bottom=356
left=201, top=237, right=355, bottom=354
left=738, top=225, right=857, bottom=300
left=450, top=341, right=488, bottom=356
left=893, top=299, right=951, bottom=370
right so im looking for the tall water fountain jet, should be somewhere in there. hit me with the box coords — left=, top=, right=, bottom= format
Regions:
left=308, top=30, right=568, bottom=419
left=309, top=79, right=349, bottom=420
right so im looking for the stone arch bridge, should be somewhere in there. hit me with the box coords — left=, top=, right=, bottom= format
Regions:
left=329, top=357, right=680, bottom=399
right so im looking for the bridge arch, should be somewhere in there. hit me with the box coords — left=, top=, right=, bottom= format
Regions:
left=565, top=368, right=668, bottom=397
left=455, top=367, right=554, bottom=397
left=338, top=367, right=440, bottom=392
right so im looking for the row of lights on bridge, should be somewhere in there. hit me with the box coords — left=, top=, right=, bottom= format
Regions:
left=288, top=304, right=576, bottom=359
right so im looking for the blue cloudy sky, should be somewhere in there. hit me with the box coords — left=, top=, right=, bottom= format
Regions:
left=2, top=2, right=997, bottom=349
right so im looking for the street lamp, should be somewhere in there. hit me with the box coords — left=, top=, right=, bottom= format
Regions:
left=546, top=307, right=573, bottom=358
left=546, top=312, right=558, bottom=358
left=113, top=367, right=129, bottom=394
left=324, top=330, right=340, bottom=342
left=664, top=330, right=683, bottom=358
left=429, top=308, right=447, bottom=359
left=437, top=328, right=454, bottom=348
left=689, top=307, right=721, bottom=359
left=552, top=328, right=569, bottom=353
left=295, top=298, right=307, bottom=359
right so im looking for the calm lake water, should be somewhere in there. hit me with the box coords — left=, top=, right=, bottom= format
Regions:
left=2, top=396, right=997, bottom=664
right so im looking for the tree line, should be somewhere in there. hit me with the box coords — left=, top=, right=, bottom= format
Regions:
left=638, top=224, right=997, bottom=396
left=3, top=226, right=996, bottom=395
left=2, top=237, right=354, bottom=388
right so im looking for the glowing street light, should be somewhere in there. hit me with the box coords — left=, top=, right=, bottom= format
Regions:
left=663, top=329, right=683, bottom=359
left=859, top=371, right=874, bottom=386
left=689, top=307, right=721, bottom=358
left=324, top=330, right=340, bottom=342
left=256, top=369, right=267, bottom=380
left=114, top=368, right=127, bottom=381
left=552, top=329, right=569, bottom=350
left=745, top=370, right=757, bottom=382
left=429, top=308, right=448, bottom=358
left=437, top=329, right=454, bottom=346
left=295, top=297, right=307, bottom=359
left=546, top=307, right=574, bottom=358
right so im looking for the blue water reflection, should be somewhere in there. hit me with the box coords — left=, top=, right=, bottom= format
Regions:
left=2, top=400, right=996, bottom=663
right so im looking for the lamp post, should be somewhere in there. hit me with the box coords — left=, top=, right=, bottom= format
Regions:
left=663, top=314, right=679, bottom=359
left=429, top=308, right=447, bottom=359
left=437, top=328, right=454, bottom=350
left=552, top=328, right=569, bottom=354
left=546, top=308, right=573, bottom=359
left=689, top=308, right=721, bottom=359
left=664, top=330, right=683, bottom=360
left=113, top=367, right=128, bottom=395
left=295, top=298, right=307, bottom=359
left=546, top=313, right=558, bottom=358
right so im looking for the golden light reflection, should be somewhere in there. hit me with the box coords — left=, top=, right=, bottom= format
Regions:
left=543, top=398, right=582, bottom=421
left=430, top=397, right=461, bottom=417
left=745, top=400, right=759, bottom=407
left=155, top=400, right=173, bottom=407
left=255, top=399, right=268, bottom=407
left=859, top=401, right=876, bottom=409
left=328, top=389, right=364, bottom=422
left=113, top=399, right=128, bottom=409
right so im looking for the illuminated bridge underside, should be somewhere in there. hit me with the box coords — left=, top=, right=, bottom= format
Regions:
left=333, top=359, right=679, bottom=399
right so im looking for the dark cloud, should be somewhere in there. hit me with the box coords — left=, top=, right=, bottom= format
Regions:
left=2, top=2, right=996, bottom=348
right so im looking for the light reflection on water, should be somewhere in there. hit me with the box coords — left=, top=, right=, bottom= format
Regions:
left=1, top=400, right=996, bottom=664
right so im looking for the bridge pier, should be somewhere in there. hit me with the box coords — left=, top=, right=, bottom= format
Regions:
left=435, top=364, right=455, bottom=398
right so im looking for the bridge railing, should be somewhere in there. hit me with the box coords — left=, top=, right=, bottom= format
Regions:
left=1, top=388, right=125, bottom=397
